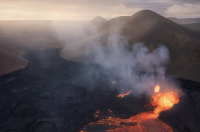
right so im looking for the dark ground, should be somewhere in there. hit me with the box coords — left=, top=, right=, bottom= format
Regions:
left=0, top=49, right=200, bottom=132
left=0, top=49, right=149, bottom=132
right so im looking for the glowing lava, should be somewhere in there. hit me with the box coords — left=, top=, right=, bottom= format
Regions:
left=94, top=110, right=101, bottom=118
left=117, top=90, right=132, bottom=98
left=154, top=85, right=160, bottom=93
left=81, top=85, right=180, bottom=132
left=152, top=87, right=180, bottom=116
left=112, top=81, right=116, bottom=84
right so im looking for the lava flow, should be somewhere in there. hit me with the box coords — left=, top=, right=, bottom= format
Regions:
left=80, top=85, right=180, bottom=132
left=152, top=88, right=180, bottom=116
left=112, top=81, right=117, bottom=84
left=117, top=90, right=132, bottom=98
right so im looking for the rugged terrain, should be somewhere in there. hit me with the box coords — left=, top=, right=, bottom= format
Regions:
left=0, top=10, right=200, bottom=132
left=0, top=49, right=200, bottom=132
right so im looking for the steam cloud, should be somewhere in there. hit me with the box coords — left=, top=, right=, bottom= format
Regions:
left=53, top=21, right=178, bottom=96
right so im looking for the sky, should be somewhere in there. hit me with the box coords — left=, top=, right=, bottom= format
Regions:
left=0, top=0, right=200, bottom=20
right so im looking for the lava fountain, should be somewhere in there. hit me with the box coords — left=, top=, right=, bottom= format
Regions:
left=152, top=86, right=180, bottom=116
left=80, top=85, right=180, bottom=132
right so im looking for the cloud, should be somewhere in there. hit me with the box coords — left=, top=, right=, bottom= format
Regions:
left=0, top=1, right=143, bottom=20
left=165, top=4, right=200, bottom=18
left=175, top=0, right=200, bottom=4
left=0, top=0, right=199, bottom=20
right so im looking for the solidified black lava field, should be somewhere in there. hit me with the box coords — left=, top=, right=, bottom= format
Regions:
left=0, top=49, right=200, bottom=132
left=0, top=49, right=149, bottom=132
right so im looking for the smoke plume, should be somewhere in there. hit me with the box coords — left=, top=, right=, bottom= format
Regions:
left=53, top=21, right=178, bottom=96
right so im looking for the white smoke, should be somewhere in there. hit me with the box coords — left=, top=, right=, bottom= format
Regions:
left=52, top=21, right=178, bottom=96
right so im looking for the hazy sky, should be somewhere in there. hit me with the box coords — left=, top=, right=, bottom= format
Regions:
left=0, top=0, right=200, bottom=20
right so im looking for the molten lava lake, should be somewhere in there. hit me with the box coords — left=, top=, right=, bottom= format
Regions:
left=0, top=49, right=200, bottom=132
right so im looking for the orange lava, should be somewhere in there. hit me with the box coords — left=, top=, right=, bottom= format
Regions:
left=81, top=112, right=173, bottom=132
left=94, top=110, right=101, bottom=118
left=112, top=81, right=116, bottom=84
left=154, top=85, right=160, bottom=93
left=152, top=90, right=180, bottom=115
left=117, top=90, right=132, bottom=98
left=81, top=85, right=180, bottom=132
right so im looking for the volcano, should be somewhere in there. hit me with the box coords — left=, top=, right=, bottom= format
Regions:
left=91, top=16, right=107, bottom=26
left=61, top=10, right=200, bottom=83
left=0, top=10, right=200, bottom=132
left=107, top=10, right=200, bottom=82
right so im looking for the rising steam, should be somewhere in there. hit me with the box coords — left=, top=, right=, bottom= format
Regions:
left=53, top=21, right=178, bottom=95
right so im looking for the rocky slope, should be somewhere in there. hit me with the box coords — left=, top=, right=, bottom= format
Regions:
left=61, top=10, right=200, bottom=82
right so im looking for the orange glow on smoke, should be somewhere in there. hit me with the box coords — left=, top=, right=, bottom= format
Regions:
left=81, top=85, right=180, bottom=132
left=117, top=90, right=131, bottom=98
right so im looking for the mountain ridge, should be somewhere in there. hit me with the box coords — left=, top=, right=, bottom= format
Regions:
left=61, top=10, right=200, bottom=82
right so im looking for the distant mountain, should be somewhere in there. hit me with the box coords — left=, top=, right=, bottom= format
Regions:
left=169, top=17, right=200, bottom=24
left=182, top=23, right=200, bottom=31
left=0, top=11, right=200, bottom=82
left=181, top=23, right=200, bottom=41
left=61, top=10, right=200, bottom=82
left=105, top=10, right=200, bottom=82
left=91, top=16, right=107, bottom=26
